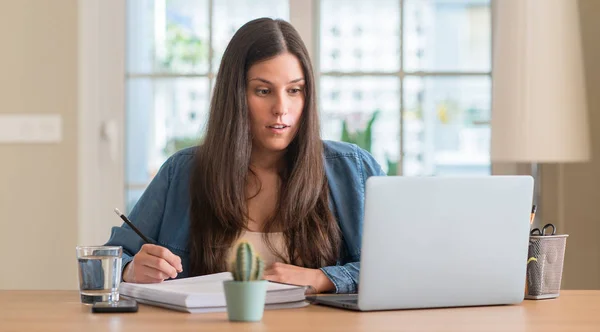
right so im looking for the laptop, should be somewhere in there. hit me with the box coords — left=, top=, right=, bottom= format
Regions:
left=309, top=175, right=534, bottom=311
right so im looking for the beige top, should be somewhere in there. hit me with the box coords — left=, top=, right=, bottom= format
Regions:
left=233, top=231, right=288, bottom=267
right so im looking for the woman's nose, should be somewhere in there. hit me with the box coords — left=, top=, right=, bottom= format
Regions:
left=272, top=94, right=289, bottom=116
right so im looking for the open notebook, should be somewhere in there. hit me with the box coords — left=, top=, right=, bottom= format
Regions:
left=119, top=272, right=309, bottom=313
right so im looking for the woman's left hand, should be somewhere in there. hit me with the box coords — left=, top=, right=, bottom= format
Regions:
left=263, top=262, right=335, bottom=293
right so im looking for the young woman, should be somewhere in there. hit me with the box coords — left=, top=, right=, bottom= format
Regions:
left=105, top=18, right=385, bottom=294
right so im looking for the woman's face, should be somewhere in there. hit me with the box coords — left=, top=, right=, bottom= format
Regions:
left=246, top=52, right=305, bottom=156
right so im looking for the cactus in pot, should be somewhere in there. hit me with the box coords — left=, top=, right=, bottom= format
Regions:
left=231, top=241, right=265, bottom=282
left=223, top=241, right=268, bottom=322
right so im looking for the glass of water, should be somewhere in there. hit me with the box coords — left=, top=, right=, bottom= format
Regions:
left=76, top=246, right=123, bottom=304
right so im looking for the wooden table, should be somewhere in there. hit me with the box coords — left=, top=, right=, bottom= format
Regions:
left=1, top=290, right=599, bottom=331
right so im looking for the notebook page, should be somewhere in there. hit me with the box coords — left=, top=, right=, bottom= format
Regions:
left=119, top=272, right=306, bottom=308
left=119, top=272, right=233, bottom=307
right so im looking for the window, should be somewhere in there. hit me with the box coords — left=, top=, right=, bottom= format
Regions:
left=318, top=0, right=491, bottom=176
left=124, top=0, right=492, bottom=211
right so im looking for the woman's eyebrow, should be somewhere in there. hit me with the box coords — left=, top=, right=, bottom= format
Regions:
left=248, top=77, right=305, bottom=84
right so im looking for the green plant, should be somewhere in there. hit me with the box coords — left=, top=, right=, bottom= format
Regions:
left=163, top=136, right=198, bottom=156
left=160, top=22, right=207, bottom=70
left=340, top=110, right=398, bottom=175
left=386, top=155, right=398, bottom=176
left=341, top=110, right=380, bottom=152
left=230, top=241, right=265, bottom=282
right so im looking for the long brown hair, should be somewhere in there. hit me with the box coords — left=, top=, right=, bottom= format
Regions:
left=189, top=18, right=340, bottom=276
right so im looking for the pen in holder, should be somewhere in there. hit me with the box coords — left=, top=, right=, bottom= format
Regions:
left=525, top=223, right=568, bottom=300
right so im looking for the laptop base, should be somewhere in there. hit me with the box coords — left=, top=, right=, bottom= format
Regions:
left=307, top=295, right=360, bottom=311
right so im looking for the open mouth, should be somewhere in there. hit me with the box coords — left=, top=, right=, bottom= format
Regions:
left=267, top=124, right=290, bottom=129
left=266, top=124, right=290, bottom=134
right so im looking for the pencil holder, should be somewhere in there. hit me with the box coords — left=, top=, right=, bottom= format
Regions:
left=525, top=234, right=568, bottom=299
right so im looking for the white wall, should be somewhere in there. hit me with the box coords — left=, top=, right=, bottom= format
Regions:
left=0, top=0, right=79, bottom=290
left=0, top=0, right=125, bottom=290
left=541, top=0, right=600, bottom=290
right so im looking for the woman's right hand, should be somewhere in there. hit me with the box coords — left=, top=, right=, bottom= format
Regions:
left=123, top=244, right=183, bottom=283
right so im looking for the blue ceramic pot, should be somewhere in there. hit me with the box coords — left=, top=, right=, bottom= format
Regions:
left=223, top=280, right=268, bottom=322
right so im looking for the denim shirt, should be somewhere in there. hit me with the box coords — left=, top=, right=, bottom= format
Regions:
left=105, top=140, right=386, bottom=293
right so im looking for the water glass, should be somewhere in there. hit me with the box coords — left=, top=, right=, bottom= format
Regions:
left=76, top=246, right=123, bottom=304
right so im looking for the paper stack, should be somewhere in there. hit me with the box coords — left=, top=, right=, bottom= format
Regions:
left=119, top=272, right=308, bottom=313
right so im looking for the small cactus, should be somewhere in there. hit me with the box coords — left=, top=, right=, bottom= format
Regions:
left=230, top=241, right=264, bottom=281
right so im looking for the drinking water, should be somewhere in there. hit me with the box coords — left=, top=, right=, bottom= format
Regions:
left=76, top=246, right=123, bottom=304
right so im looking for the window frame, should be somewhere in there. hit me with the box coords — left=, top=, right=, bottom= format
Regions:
left=314, top=0, right=493, bottom=176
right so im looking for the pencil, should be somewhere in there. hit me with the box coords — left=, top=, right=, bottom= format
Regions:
left=530, top=205, right=537, bottom=225
left=114, top=208, right=154, bottom=244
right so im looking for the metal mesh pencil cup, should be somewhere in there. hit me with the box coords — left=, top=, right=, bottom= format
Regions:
left=525, top=234, right=568, bottom=299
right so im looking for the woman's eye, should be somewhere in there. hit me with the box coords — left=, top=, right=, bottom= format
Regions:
left=256, top=88, right=269, bottom=95
left=289, top=88, right=302, bottom=94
